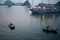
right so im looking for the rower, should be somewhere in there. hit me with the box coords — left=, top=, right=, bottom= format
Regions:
left=46, top=25, right=49, bottom=29
left=10, top=23, right=13, bottom=26
left=8, top=23, right=15, bottom=30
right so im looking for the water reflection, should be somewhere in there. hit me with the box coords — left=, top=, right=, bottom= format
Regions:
left=0, top=6, right=60, bottom=40
left=31, top=13, right=57, bottom=20
left=30, top=13, right=59, bottom=26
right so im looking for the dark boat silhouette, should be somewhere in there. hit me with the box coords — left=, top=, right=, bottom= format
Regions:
left=43, top=27, right=57, bottom=34
left=8, top=23, right=15, bottom=30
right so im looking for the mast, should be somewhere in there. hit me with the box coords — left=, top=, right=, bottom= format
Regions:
left=41, top=0, right=43, bottom=9
left=42, top=0, right=43, bottom=3
left=32, top=0, right=33, bottom=8
left=48, top=0, right=49, bottom=4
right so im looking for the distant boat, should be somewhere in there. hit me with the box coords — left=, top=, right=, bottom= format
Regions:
left=30, top=0, right=60, bottom=14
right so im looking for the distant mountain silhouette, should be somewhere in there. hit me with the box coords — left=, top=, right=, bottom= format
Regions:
left=0, top=4, right=3, bottom=6
left=56, top=1, right=60, bottom=6
left=21, top=0, right=31, bottom=8
left=3, top=0, right=15, bottom=6
left=0, top=0, right=31, bottom=7
left=1, top=0, right=22, bottom=6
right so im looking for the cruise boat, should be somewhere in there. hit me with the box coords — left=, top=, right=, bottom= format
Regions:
left=30, top=0, right=60, bottom=14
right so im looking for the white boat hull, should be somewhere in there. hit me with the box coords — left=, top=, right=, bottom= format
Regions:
left=30, top=9, right=60, bottom=14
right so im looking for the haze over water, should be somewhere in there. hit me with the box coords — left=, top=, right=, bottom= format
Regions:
left=0, top=6, right=60, bottom=40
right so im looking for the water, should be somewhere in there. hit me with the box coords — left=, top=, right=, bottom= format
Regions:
left=0, top=6, right=60, bottom=40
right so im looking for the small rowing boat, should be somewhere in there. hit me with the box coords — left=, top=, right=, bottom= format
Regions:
left=8, top=23, right=15, bottom=30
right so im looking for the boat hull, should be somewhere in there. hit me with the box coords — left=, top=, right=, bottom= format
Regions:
left=8, top=25, right=15, bottom=30
left=43, top=28, right=57, bottom=34
left=30, top=9, right=60, bottom=14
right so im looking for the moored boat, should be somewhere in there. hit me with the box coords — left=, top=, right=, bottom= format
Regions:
left=30, top=0, right=60, bottom=14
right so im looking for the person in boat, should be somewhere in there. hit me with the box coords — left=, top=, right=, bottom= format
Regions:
left=46, top=25, right=49, bottom=30
left=9, top=23, right=15, bottom=27
left=10, top=23, right=12, bottom=25
left=8, top=23, right=15, bottom=30
left=10, top=23, right=13, bottom=26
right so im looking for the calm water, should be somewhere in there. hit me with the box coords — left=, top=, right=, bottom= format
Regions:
left=0, top=6, right=60, bottom=40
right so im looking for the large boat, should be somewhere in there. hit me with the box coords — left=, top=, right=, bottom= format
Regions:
left=30, top=0, right=60, bottom=14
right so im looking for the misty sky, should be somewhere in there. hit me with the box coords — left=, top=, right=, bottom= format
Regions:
left=0, top=0, right=60, bottom=5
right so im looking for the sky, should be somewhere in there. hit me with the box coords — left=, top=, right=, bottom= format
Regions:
left=0, top=0, right=60, bottom=5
